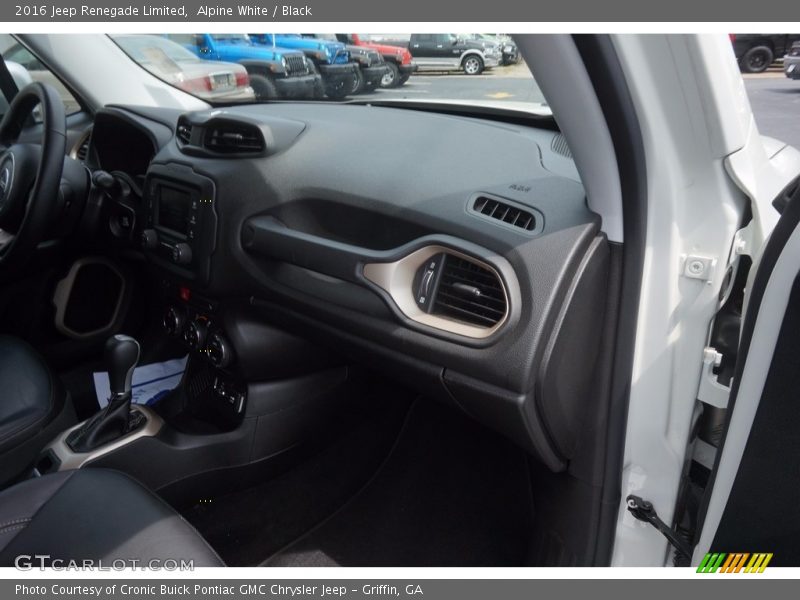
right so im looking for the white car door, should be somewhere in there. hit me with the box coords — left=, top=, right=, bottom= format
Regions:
left=692, top=177, right=800, bottom=568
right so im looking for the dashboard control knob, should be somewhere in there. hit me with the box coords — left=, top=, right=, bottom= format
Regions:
left=184, top=318, right=209, bottom=350
left=140, top=228, right=158, bottom=250
left=206, top=331, right=232, bottom=369
left=162, top=306, right=185, bottom=337
left=172, top=242, right=193, bottom=265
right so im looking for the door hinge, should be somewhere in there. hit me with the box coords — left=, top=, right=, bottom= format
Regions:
left=697, top=346, right=731, bottom=408
left=626, top=495, right=692, bottom=563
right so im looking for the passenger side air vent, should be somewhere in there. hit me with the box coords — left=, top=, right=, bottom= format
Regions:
left=432, top=255, right=507, bottom=328
left=364, top=245, right=517, bottom=339
left=176, top=121, right=193, bottom=145
left=203, top=121, right=265, bottom=154
left=472, top=195, right=536, bottom=231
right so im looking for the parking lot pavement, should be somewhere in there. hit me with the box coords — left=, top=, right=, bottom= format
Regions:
left=742, top=64, right=785, bottom=79
left=358, top=62, right=546, bottom=104
left=358, top=64, right=800, bottom=153
left=745, top=75, right=800, bottom=150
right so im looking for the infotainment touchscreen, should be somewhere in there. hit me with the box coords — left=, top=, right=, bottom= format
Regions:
left=157, top=185, right=192, bottom=235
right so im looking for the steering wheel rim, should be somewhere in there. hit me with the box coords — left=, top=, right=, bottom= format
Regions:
left=0, top=82, right=66, bottom=275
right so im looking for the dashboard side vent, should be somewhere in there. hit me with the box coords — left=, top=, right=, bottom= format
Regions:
left=176, top=121, right=193, bottom=145
left=550, top=133, right=573, bottom=159
left=76, top=133, right=91, bottom=162
left=69, top=128, right=93, bottom=162
left=472, top=195, right=536, bottom=231
left=203, top=121, right=265, bottom=154
left=433, top=255, right=507, bottom=328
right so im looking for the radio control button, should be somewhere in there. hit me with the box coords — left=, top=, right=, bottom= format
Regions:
left=207, top=332, right=232, bottom=368
left=172, top=243, right=193, bottom=265
left=163, top=306, right=185, bottom=337
left=184, top=319, right=208, bottom=350
left=140, top=228, right=158, bottom=250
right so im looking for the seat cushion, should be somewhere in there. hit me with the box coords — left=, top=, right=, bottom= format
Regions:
left=0, top=336, right=65, bottom=454
left=0, top=469, right=223, bottom=566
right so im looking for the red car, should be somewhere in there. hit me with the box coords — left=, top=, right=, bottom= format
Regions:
left=338, top=34, right=417, bottom=88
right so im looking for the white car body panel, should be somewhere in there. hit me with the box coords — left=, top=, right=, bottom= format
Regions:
left=610, top=33, right=800, bottom=566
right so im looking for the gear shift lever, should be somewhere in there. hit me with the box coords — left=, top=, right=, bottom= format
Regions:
left=67, top=335, right=142, bottom=452
left=106, top=334, right=140, bottom=397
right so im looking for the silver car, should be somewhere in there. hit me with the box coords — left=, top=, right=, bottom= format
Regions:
left=111, top=35, right=254, bottom=102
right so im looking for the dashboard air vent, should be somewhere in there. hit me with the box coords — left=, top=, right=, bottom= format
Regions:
left=176, top=122, right=193, bottom=145
left=76, top=136, right=90, bottom=161
left=433, top=255, right=506, bottom=328
left=204, top=122, right=265, bottom=154
left=472, top=196, right=536, bottom=231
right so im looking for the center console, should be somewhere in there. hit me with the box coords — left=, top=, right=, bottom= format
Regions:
left=33, top=159, right=350, bottom=503
left=138, top=162, right=245, bottom=423
left=137, top=160, right=254, bottom=430
left=160, top=283, right=245, bottom=426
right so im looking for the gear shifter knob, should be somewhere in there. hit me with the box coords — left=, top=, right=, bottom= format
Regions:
left=106, top=334, right=140, bottom=396
left=67, top=334, right=143, bottom=453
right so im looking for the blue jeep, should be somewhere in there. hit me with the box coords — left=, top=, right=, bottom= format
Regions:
left=302, top=34, right=389, bottom=95
left=250, top=34, right=358, bottom=100
left=166, top=34, right=320, bottom=101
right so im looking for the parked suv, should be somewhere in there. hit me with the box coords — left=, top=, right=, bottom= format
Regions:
left=166, top=34, right=318, bottom=100
left=339, top=34, right=417, bottom=88
left=730, top=33, right=800, bottom=73
left=386, top=33, right=501, bottom=75
left=252, top=34, right=358, bottom=99
left=471, top=34, right=520, bottom=65
left=783, top=41, right=800, bottom=79
left=301, top=34, right=388, bottom=94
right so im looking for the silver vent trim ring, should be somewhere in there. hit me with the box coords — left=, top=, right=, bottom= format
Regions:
left=363, top=245, right=512, bottom=340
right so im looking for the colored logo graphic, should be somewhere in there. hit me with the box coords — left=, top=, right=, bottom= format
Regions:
left=697, top=553, right=773, bottom=573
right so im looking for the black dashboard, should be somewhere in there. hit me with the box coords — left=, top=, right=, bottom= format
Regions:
left=85, top=102, right=609, bottom=472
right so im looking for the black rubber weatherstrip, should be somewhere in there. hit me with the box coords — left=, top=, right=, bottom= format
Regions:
left=571, top=34, right=649, bottom=566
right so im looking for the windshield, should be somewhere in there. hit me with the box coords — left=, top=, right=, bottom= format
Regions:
left=109, top=33, right=549, bottom=116
left=112, top=35, right=197, bottom=63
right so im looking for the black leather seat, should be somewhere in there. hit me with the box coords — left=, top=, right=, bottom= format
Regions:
left=0, top=469, right=223, bottom=566
left=0, top=336, right=75, bottom=485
